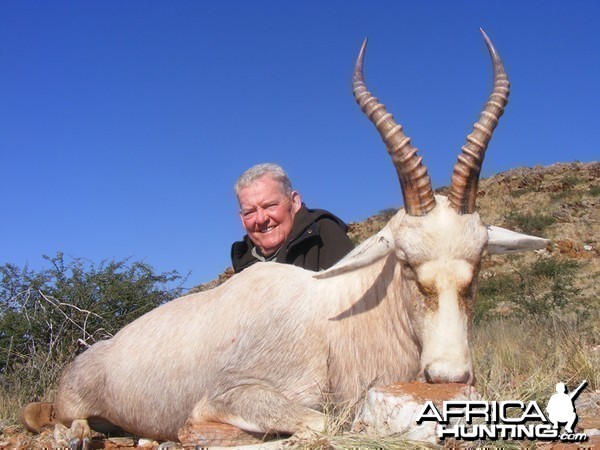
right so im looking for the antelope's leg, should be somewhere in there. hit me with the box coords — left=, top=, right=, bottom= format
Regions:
left=190, top=384, right=325, bottom=436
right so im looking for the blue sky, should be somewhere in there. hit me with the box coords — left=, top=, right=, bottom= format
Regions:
left=1, top=1, right=598, bottom=287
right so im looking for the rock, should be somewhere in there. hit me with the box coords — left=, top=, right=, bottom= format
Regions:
left=137, top=438, right=160, bottom=447
left=555, top=239, right=594, bottom=259
left=353, top=382, right=481, bottom=443
left=177, top=420, right=280, bottom=448
left=156, top=442, right=183, bottom=449
left=104, top=437, right=136, bottom=448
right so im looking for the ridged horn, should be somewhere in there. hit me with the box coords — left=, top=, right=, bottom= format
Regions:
left=448, top=29, right=510, bottom=214
left=352, top=38, right=436, bottom=217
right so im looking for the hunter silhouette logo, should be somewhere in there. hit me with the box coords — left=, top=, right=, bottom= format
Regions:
left=416, top=380, right=589, bottom=442
left=546, top=380, right=587, bottom=434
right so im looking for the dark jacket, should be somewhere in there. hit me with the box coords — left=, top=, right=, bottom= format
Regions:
left=231, top=205, right=354, bottom=273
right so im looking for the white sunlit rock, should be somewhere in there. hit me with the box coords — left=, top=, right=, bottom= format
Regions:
left=353, top=382, right=481, bottom=443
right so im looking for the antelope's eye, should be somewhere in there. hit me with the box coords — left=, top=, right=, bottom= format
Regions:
left=459, top=282, right=473, bottom=297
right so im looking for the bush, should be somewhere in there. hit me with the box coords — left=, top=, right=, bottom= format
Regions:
left=503, top=211, right=556, bottom=236
left=475, top=258, right=579, bottom=323
left=560, top=174, right=582, bottom=189
left=378, top=208, right=399, bottom=221
left=0, top=253, right=186, bottom=421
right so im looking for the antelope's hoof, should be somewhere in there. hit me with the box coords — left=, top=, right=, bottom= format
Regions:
left=68, top=437, right=91, bottom=450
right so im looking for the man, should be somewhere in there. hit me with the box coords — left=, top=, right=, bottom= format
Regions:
left=231, top=163, right=354, bottom=273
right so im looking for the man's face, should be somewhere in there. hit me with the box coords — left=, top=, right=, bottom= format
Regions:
left=237, top=175, right=301, bottom=257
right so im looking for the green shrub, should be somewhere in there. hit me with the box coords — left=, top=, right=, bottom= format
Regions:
left=503, top=211, right=556, bottom=236
left=0, top=253, right=186, bottom=422
left=561, top=174, right=582, bottom=189
left=475, top=258, right=579, bottom=323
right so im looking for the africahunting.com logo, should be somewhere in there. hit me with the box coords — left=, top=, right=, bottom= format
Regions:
left=416, top=380, right=589, bottom=442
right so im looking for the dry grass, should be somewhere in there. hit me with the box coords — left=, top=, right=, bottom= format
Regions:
left=473, top=315, right=599, bottom=405
left=292, top=433, right=437, bottom=450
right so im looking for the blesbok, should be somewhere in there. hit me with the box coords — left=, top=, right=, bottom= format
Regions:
left=52, top=30, right=548, bottom=448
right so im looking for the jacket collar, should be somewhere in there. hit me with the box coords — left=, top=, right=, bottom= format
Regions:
left=281, top=205, right=320, bottom=251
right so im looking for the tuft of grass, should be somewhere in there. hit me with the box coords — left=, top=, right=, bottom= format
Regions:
left=549, top=189, right=585, bottom=204
left=508, top=187, right=537, bottom=198
left=0, top=350, right=64, bottom=424
left=561, top=174, right=583, bottom=189
left=284, top=388, right=438, bottom=449
left=292, top=430, right=438, bottom=449
left=503, top=211, right=556, bottom=236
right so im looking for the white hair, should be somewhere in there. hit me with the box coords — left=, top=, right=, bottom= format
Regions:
left=234, top=163, right=293, bottom=197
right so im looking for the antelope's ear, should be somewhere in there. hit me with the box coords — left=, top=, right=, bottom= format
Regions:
left=486, top=225, right=550, bottom=255
left=313, top=226, right=394, bottom=279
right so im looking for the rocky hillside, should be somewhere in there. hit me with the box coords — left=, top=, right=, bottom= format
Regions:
left=349, top=162, right=598, bottom=249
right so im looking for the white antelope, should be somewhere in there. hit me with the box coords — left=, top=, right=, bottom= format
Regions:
left=53, top=30, right=548, bottom=448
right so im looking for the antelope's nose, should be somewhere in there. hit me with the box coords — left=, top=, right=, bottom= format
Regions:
left=423, top=364, right=474, bottom=385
